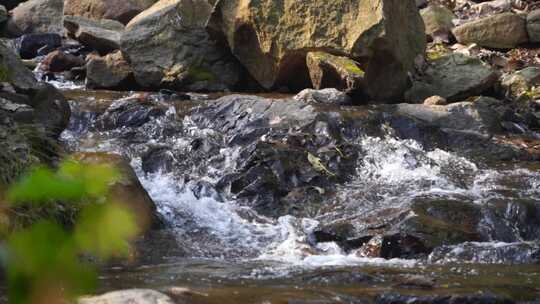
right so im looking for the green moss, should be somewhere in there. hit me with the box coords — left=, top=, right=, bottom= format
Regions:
left=0, top=63, right=11, bottom=82
left=187, top=66, right=216, bottom=82
left=310, top=51, right=365, bottom=76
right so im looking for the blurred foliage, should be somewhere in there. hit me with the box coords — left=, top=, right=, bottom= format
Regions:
left=0, top=159, right=139, bottom=304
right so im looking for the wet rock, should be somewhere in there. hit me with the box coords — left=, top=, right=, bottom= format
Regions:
left=399, top=199, right=484, bottom=250
left=306, top=52, right=365, bottom=95
left=208, top=0, right=426, bottom=100
left=500, top=67, right=540, bottom=99
left=452, top=12, right=528, bottom=49
left=429, top=242, right=540, bottom=264
left=121, top=0, right=241, bottom=92
left=64, top=0, right=157, bottom=25
left=14, top=33, right=62, bottom=59
left=375, top=292, right=515, bottom=304
left=72, top=153, right=163, bottom=231
left=396, top=101, right=502, bottom=134
left=405, top=54, right=498, bottom=103
left=78, top=289, right=174, bottom=304
left=420, top=4, right=457, bottom=42
left=96, top=98, right=166, bottom=131
left=141, top=147, right=175, bottom=174
left=294, top=89, right=352, bottom=106
left=29, top=83, right=71, bottom=137
left=5, top=0, right=64, bottom=37
left=352, top=234, right=429, bottom=259
left=64, top=15, right=125, bottom=55
left=40, top=50, right=85, bottom=73
left=86, top=51, right=134, bottom=89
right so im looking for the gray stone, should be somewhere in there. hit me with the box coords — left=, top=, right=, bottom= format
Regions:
left=78, top=289, right=174, bottom=304
left=500, top=67, right=540, bottom=98
left=0, top=5, right=7, bottom=25
left=121, top=0, right=241, bottom=91
left=64, top=15, right=125, bottom=54
left=396, top=101, right=502, bottom=134
left=86, top=51, right=134, bottom=89
left=6, top=0, right=64, bottom=37
left=420, top=4, right=456, bottom=41
left=452, top=12, right=528, bottom=49
left=294, top=88, right=352, bottom=106
left=527, top=9, right=540, bottom=43
left=405, top=54, right=498, bottom=103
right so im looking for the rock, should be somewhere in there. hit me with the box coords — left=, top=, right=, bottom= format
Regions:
left=14, top=33, right=62, bottom=59
left=0, top=39, right=39, bottom=90
left=294, top=88, right=352, bottom=106
left=64, top=0, right=157, bottom=25
left=86, top=51, right=134, bottom=89
left=429, top=242, right=540, bottom=264
left=423, top=95, right=447, bottom=106
left=6, top=0, right=64, bottom=37
left=500, top=67, right=540, bottom=99
left=306, top=52, right=365, bottom=95
left=95, top=97, right=166, bottom=131
left=375, top=293, right=515, bottom=304
left=396, top=101, right=502, bottom=134
left=72, top=153, right=163, bottom=231
left=121, top=0, right=241, bottom=91
left=420, top=4, right=456, bottom=42
left=78, top=289, right=174, bottom=304
left=208, top=0, right=426, bottom=100
left=405, top=54, right=498, bottom=103
left=0, top=5, right=7, bottom=25
left=2, top=1, right=26, bottom=11
left=1, top=40, right=70, bottom=137
left=29, top=83, right=71, bottom=137
left=40, top=50, right=85, bottom=73
left=64, top=15, right=125, bottom=55
left=452, top=12, right=529, bottom=49
left=141, top=147, right=175, bottom=174
left=352, top=234, right=429, bottom=259
left=527, top=9, right=540, bottom=43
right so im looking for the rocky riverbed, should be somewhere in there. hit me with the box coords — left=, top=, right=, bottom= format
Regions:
left=1, top=0, right=540, bottom=303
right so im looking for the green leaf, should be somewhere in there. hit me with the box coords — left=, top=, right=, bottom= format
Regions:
left=74, top=203, right=138, bottom=259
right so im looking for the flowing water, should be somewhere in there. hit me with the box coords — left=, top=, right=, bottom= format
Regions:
left=54, top=85, right=540, bottom=302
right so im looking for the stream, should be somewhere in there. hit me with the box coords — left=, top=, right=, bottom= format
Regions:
left=48, top=84, right=540, bottom=302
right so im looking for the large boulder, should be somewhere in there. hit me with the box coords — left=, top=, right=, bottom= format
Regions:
left=121, top=0, right=241, bottom=92
left=405, top=53, right=498, bottom=103
left=452, top=12, right=529, bottom=49
left=86, top=51, right=134, bottom=89
left=208, top=0, right=426, bottom=100
left=6, top=0, right=64, bottom=37
left=64, top=16, right=125, bottom=55
left=65, top=0, right=157, bottom=25
left=78, top=289, right=174, bottom=304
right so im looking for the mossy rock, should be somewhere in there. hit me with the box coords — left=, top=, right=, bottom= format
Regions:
left=187, top=66, right=217, bottom=82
